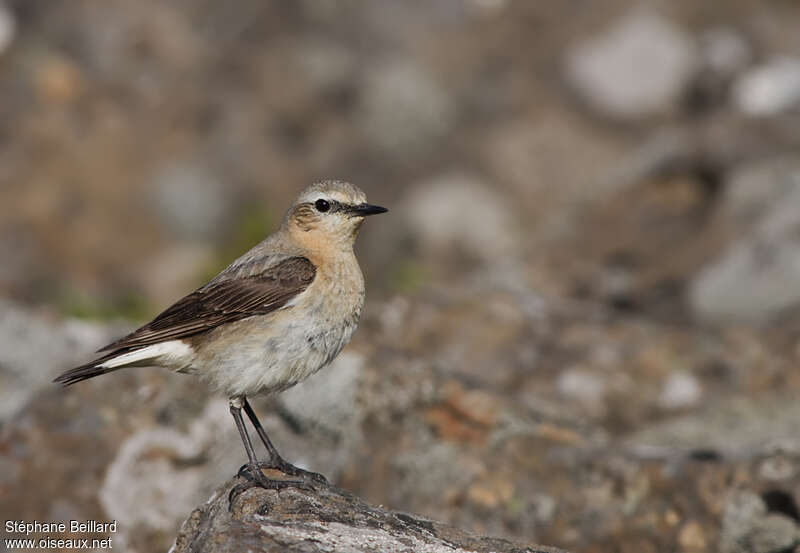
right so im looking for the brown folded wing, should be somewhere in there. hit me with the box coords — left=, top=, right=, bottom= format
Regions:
left=99, top=256, right=316, bottom=351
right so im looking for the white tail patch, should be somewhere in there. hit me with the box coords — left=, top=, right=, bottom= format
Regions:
left=100, top=340, right=194, bottom=369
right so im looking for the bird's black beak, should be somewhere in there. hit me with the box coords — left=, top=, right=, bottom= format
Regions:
left=349, top=203, right=388, bottom=217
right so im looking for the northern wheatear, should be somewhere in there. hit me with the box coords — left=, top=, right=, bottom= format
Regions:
left=55, top=180, right=387, bottom=498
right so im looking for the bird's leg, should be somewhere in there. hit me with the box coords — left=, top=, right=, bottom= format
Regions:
left=242, top=397, right=328, bottom=485
left=231, top=396, right=260, bottom=466
left=228, top=397, right=308, bottom=505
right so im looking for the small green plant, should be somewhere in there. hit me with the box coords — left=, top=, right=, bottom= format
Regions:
left=387, top=259, right=429, bottom=293
left=58, top=289, right=150, bottom=321
left=201, top=207, right=276, bottom=282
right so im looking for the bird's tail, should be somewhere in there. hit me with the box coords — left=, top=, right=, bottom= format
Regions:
left=54, top=351, right=131, bottom=386
left=54, top=342, right=179, bottom=386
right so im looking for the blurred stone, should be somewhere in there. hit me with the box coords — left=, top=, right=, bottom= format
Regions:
left=699, top=27, right=752, bottom=77
left=534, top=422, right=586, bottom=446
left=467, top=0, right=509, bottom=15
left=35, top=56, right=84, bottom=103
left=529, top=493, right=557, bottom=526
left=678, top=520, right=707, bottom=552
left=150, top=161, right=235, bottom=241
left=426, top=405, right=488, bottom=443
left=1, top=366, right=216, bottom=552
left=0, top=1, right=14, bottom=55
left=424, top=382, right=500, bottom=445
left=277, top=352, right=367, bottom=476
left=719, top=490, right=800, bottom=553
left=444, top=382, right=500, bottom=428
left=279, top=351, right=365, bottom=436
left=293, top=38, right=356, bottom=96
left=403, top=173, right=518, bottom=262
left=391, top=442, right=484, bottom=510
left=557, top=368, right=606, bottom=413
left=0, top=300, right=113, bottom=423
left=100, top=399, right=235, bottom=549
left=758, top=456, right=797, bottom=482
left=466, top=476, right=514, bottom=510
left=0, top=229, right=39, bottom=292
left=564, top=9, right=696, bottom=119
left=485, top=108, right=632, bottom=242
left=693, top=28, right=753, bottom=110
left=358, top=60, right=456, bottom=157
left=689, top=158, right=800, bottom=323
left=734, top=57, right=800, bottom=116
left=628, top=396, right=800, bottom=456
left=659, top=372, right=702, bottom=410
left=598, top=263, right=635, bottom=310
left=722, top=157, right=800, bottom=225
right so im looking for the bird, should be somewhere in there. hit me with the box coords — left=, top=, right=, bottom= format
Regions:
left=55, top=180, right=387, bottom=499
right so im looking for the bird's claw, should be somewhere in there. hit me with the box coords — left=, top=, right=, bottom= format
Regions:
left=238, top=460, right=328, bottom=485
left=269, top=460, right=328, bottom=485
left=228, top=463, right=313, bottom=507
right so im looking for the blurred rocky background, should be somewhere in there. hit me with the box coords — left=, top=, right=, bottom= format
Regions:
left=3, top=0, right=800, bottom=551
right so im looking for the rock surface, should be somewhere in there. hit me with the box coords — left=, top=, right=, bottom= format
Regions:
left=0, top=299, right=116, bottom=423
left=0, top=1, right=14, bottom=54
left=564, top=9, right=696, bottom=119
left=689, top=157, right=800, bottom=323
left=733, top=57, right=800, bottom=116
left=171, top=475, right=566, bottom=553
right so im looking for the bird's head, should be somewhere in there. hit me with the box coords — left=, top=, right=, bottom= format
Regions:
left=285, top=180, right=387, bottom=252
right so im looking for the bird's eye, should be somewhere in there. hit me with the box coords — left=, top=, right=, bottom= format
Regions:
left=315, top=199, right=330, bottom=212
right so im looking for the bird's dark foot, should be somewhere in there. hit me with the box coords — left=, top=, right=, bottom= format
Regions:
left=228, top=463, right=312, bottom=506
left=256, top=458, right=328, bottom=485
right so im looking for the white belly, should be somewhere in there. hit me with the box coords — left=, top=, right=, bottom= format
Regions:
left=191, top=297, right=361, bottom=397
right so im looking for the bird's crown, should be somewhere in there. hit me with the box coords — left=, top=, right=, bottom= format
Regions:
left=295, top=180, right=367, bottom=207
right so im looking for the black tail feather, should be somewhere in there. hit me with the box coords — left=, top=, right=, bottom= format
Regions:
left=54, top=351, right=128, bottom=386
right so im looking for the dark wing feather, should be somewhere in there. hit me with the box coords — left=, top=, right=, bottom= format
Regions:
left=99, top=256, right=316, bottom=351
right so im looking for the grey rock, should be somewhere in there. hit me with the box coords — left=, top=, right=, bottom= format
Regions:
left=557, top=368, right=607, bottom=415
left=658, top=371, right=702, bottom=411
left=466, top=0, right=509, bottom=15
left=734, top=57, right=800, bottom=116
left=278, top=351, right=365, bottom=437
left=689, top=157, right=800, bottom=323
left=627, top=396, right=800, bottom=457
left=564, top=9, right=696, bottom=119
left=402, top=173, right=519, bottom=262
left=0, top=300, right=114, bottom=423
left=150, top=161, right=234, bottom=241
left=484, top=107, right=637, bottom=246
left=358, top=60, right=456, bottom=157
left=0, top=1, right=14, bottom=54
left=293, top=37, right=356, bottom=95
left=723, top=157, right=800, bottom=225
left=691, top=231, right=800, bottom=323
left=390, top=441, right=484, bottom=512
left=699, top=27, right=752, bottom=78
left=99, top=398, right=237, bottom=549
left=758, top=456, right=797, bottom=482
left=170, top=476, right=567, bottom=553
left=276, top=351, right=366, bottom=477
left=719, top=490, right=800, bottom=553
